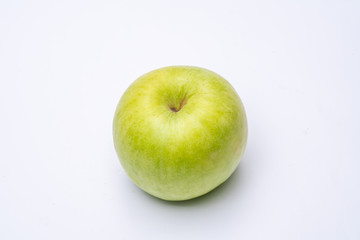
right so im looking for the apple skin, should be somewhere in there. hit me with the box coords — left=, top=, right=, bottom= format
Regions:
left=113, top=66, right=247, bottom=201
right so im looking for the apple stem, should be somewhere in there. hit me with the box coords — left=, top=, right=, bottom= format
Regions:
left=169, top=97, right=187, bottom=112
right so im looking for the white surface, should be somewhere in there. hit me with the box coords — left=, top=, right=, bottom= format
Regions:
left=1, top=0, right=359, bottom=239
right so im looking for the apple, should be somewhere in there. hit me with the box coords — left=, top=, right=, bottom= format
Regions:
left=113, top=66, right=247, bottom=201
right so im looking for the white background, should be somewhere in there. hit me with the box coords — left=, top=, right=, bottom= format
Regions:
left=1, top=0, right=359, bottom=239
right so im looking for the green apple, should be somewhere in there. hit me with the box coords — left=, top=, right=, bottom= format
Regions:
left=113, top=66, right=247, bottom=201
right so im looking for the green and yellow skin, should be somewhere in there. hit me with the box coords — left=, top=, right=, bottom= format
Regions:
left=113, top=66, right=247, bottom=201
